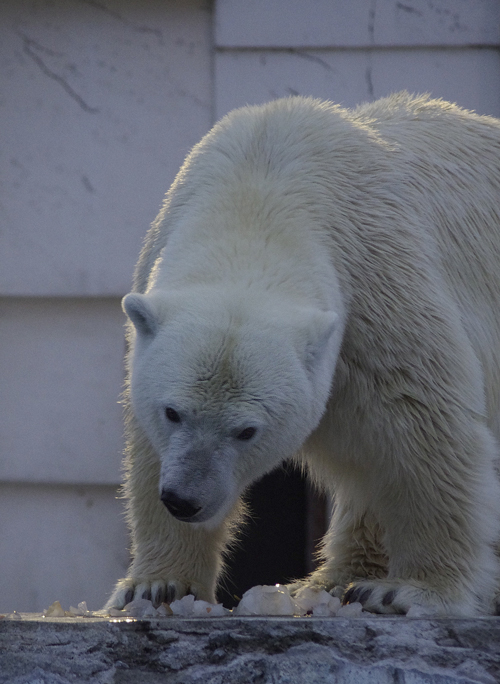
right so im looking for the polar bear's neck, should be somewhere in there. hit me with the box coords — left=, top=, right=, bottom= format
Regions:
left=141, top=97, right=396, bottom=313
left=148, top=178, right=341, bottom=314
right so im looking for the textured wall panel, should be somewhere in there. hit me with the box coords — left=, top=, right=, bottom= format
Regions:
left=1, top=0, right=212, bottom=295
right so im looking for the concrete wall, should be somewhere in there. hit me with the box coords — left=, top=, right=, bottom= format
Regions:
left=1, top=0, right=499, bottom=612
left=214, top=0, right=500, bottom=117
left=1, top=0, right=212, bottom=612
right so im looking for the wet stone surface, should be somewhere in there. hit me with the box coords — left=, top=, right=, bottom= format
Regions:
left=1, top=614, right=500, bottom=683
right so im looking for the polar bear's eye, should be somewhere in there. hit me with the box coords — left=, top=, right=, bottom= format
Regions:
left=236, top=427, right=256, bottom=441
left=165, top=407, right=181, bottom=423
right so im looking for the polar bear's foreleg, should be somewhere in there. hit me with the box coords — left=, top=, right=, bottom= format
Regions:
left=105, top=514, right=231, bottom=609
left=288, top=500, right=388, bottom=599
left=342, top=417, right=500, bottom=616
left=312, top=505, right=388, bottom=588
left=105, top=434, right=238, bottom=609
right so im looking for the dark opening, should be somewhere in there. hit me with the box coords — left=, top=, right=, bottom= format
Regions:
left=217, top=465, right=328, bottom=608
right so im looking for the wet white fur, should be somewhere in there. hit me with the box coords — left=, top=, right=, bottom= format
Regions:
left=106, top=93, right=500, bottom=615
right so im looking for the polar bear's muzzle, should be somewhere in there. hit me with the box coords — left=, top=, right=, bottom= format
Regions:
left=160, top=488, right=202, bottom=521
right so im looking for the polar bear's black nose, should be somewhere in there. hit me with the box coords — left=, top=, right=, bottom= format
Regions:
left=161, top=490, right=202, bottom=520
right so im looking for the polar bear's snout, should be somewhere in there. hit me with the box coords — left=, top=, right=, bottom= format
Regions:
left=158, top=446, right=238, bottom=526
left=160, top=488, right=202, bottom=521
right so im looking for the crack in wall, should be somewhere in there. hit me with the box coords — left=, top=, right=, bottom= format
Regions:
left=79, top=0, right=124, bottom=22
left=396, top=3, right=423, bottom=17
left=365, top=65, right=374, bottom=99
left=79, top=0, right=164, bottom=44
left=292, top=49, right=333, bottom=73
left=366, top=1, right=377, bottom=99
left=18, top=32, right=100, bottom=114
left=368, top=0, right=377, bottom=44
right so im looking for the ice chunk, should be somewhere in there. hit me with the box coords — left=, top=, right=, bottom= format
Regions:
left=43, top=601, right=65, bottom=617
left=293, top=587, right=341, bottom=616
left=337, top=601, right=363, bottom=617
left=108, top=607, right=130, bottom=617
left=170, top=595, right=229, bottom=617
left=191, top=599, right=230, bottom=617
left=142, top=602, right=160, bottom=617
left=157, top=603, right=173, bottom=617
left=69, top=601, right=92, bottom=617
left=170, top=594, right=196, bottom=617
left=312, top=597, right=341, bottom=617
left=205, top=602, right=230, bottom=617
left=124, top=598, right=159, bottom=618
left=120, top=595, right=226, bottom=619
left=191, top=600, right=210, bottom=617
left=234, top=584, right=298, bottom=616
left=120, top=598, right=175, bottom=618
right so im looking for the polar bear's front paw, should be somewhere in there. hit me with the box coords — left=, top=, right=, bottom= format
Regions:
left=342, top=579, right=450, bottom=616
left=287, top=578, right=347, bottom=600
left=105, top=577, right=207, bottom=610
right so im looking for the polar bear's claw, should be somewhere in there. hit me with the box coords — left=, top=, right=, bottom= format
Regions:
left=343, top=586, right=373, bottom=606
left=341, top=579, right=473, bottom=616
left=123, top=588, right=134, bottom=605
left=343, top=580, right=420, bottom=614
left=106, top=577, right=197, bottom=610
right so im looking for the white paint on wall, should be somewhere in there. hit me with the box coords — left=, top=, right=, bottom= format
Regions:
left=0, top=482, right=129, bottom=612
left=0, top=298, right=126, bottom=484
left=215, top=0, right=500, bottom=48
left=1, top=0, right=213, bottom=296
left=216, top=48, right=500, bottom=119
left=0, top=0, right=212, bottom=613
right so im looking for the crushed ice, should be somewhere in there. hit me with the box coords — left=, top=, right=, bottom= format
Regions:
left=69, top=601, right=92, bottom=617
left=5, top=585, right=426, bottom=620
left=234, top=584, right=363, bottom=617
left=43, top=601, right=65, bottom=618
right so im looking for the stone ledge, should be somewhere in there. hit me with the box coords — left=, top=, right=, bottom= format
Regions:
left=1, top=614, right=499, bottom=684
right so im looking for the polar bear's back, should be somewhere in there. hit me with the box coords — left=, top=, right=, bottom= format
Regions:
left=356, top=94, right=500, bottom=429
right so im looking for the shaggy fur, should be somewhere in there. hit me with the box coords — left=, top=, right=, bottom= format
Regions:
left=106, top=93, right=500, bottom=616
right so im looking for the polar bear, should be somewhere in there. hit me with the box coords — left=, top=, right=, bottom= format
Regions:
left=106, top=93, right=500, bottom=616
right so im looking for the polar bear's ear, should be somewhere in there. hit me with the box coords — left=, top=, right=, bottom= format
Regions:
left=122, top=293, right=160, bottom=337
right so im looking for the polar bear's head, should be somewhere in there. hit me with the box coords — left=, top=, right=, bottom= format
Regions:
left=122, top=289, right=341, bottom=528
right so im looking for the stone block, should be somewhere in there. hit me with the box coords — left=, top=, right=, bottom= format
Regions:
left=215, top=0, right=500, bottom=48
left=1, top=0, right=212, bottom=296
left=215, top=48, right=500, bottom=119
left=0, top=615, right=499, bottom=683
left=0, top=483, right=129, bottom=613
left=0, top=297, right=125, bottom=484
